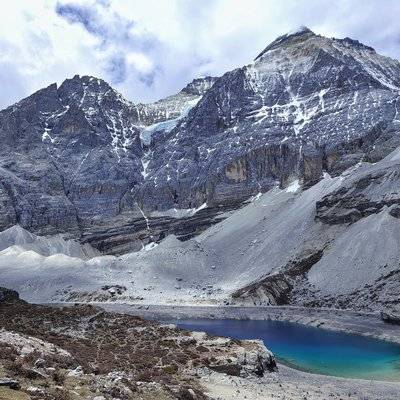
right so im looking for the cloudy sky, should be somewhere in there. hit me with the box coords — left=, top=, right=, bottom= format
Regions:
left=1, top=0, right=400, bottom=109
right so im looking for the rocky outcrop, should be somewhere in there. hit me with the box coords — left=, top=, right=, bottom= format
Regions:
left=237, top=341, right=277, bottom=376
left=232, top=249, right=324, bottom=305
left=381, top=310, right=400, bottom=325
left=81, top=202, right=242, bottom=254
left=0, top=378, right=20, bottom=390
left=316, top=162, right=400, bottom=225
left=210, top=340, right=276, bottom=377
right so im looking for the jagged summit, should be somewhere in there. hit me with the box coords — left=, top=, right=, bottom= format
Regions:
left=254, top=27, right=379, bottom=64
left=255, top=26, right=315, bottom=60
left=336, top=36, right=375, bottom=52
left=59, top=74, right=116, bottom=93
left=286, top=25, right=314, bottom=35
left=181, top=76, right=218, bottom=96
left=58, top=74, right=123, bottom=105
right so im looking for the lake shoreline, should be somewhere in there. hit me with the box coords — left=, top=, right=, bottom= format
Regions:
left=90, top=303, right=400, bottom=345
left=125, top=303, right=400, bottom=399
left=44, top=302, right=400, bottom=399
left=200, top=363, right=400, bottom=400
left=172, top=317, right=400, bottom=382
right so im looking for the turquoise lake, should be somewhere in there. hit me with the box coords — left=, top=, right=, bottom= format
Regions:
left=170, top=318, right=400, bottom=381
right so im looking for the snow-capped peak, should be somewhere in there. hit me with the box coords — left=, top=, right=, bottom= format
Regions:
left=286, top=25, right=313, bottom=36
left=255, top=26, right=315, bottom=60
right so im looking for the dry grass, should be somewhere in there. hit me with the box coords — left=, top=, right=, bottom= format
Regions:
left=51, top=368, right=66, bottom=385
left=0, top=302, right=210, bottom=398
left=0, top=387, right=30, bottom=400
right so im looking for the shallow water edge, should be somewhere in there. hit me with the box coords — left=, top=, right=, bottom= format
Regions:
left=168, top=318, right=400, bottom=381
left=88, top=303, right=400, bottom=345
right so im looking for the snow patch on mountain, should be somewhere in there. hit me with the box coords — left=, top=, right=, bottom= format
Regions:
left=140, top=97, right=201, bottom=146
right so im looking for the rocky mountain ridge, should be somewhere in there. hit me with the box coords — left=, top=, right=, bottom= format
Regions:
left=1, top=27, right=400, bottom=254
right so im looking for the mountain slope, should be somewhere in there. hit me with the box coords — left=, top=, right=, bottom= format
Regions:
left=1, top=148, right=399, bottom=312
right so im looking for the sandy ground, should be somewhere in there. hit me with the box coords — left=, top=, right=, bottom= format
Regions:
left=199, top=365, right=400, bottom=400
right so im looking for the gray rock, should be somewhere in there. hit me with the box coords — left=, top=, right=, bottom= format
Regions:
left=381, top=310, right=400, bottom=325
left=210, top=341, right=276, bottom=377
left=388, top=204, right=400, bottom=218
left=0, top=378, right=20, bottom=390
left=34, top=358, right=46, bottom=368
left=316, top=161, right=400, bottom=224
left=237, top=342, right=277, bottom=376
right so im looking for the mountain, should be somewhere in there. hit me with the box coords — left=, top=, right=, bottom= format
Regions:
left=1, top=28, right=400, bottom=312
left=1, top=27, right=400, bottom=257
left=0, top=73, right=219, bottom=252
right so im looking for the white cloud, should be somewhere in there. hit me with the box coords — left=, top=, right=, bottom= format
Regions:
left=0, top=0, right=400, bottom=109
left=126, top=52, right=153, bottom=73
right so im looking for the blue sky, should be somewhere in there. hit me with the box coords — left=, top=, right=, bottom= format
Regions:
left=1, top=0, right=400, bottom=109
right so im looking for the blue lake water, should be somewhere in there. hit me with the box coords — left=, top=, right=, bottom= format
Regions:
left=170, top=318, right=400, bottom=381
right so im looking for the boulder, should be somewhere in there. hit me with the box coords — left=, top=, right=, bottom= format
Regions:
left=237, top=341, right=277, bottom=376
left=209, top=340, right=277, bottom=377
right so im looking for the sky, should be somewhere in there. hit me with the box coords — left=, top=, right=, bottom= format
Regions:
left=1, top=0, right=400, bottom=109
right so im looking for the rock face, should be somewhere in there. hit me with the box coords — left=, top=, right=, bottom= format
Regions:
left=1, top=151, right=400, bottom=311
left=0, top=74, right=218, bottom=250
left=1, top=28, right=400, bottom=252
left=316, top=158, right=400, bottom=224
left=237, top=341, right=277, bottom=376
left=80, top=202, right=242, bottom=255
